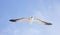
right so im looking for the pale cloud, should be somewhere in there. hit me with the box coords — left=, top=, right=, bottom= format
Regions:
left=0, top=24, right=22, bottom=35
left=0, top=18, right=43, bottom=35
left=22, top=28, right=42, bottom=35
left=0, top=24, right=42, bottom=35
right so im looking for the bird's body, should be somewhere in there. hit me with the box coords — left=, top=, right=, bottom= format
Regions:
left=28, top=16, right=34, bottom=25
left=9, top=16, right=52, bottom=25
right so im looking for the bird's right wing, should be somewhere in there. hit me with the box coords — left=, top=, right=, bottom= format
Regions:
left=9, top=17, right=28, bottom=22
left=34, top=18, right=52, bottom=25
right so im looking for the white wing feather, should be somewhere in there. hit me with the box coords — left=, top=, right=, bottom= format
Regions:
left=34, top=18, right=52, bottom=25
left=9, top=17, right=28, bottom=22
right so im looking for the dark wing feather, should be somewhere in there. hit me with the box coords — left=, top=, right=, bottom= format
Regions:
left=9, top=19, right=18, bottom=22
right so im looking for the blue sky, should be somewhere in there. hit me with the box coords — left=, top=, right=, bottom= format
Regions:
left=0, top=0, right=60, bottom=35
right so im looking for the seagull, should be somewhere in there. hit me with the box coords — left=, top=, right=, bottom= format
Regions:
left=9, top=16, right=52, bottom=25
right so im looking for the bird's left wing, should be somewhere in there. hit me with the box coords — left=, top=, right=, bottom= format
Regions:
left=9, top=17, right=28, bottom=22
left=34, top=18, right=52, bottom=25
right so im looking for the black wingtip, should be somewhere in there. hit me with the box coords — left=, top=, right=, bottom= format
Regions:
left=42, top=21, right=52, bottom=25
left=9, top=19, right=16, bottom=22
left=45, top=23, right=52, bottom=25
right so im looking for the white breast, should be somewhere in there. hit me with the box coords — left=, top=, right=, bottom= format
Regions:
left=28, top=17, right=34, bottom=25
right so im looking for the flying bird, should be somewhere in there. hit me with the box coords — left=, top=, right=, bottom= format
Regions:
left=9, top=16, right=52, bottom=25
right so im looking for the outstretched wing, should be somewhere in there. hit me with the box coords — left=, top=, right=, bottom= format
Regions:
left=34, top=18, right=52, bottom=25
left=9, top=17, right=28, bottom=22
